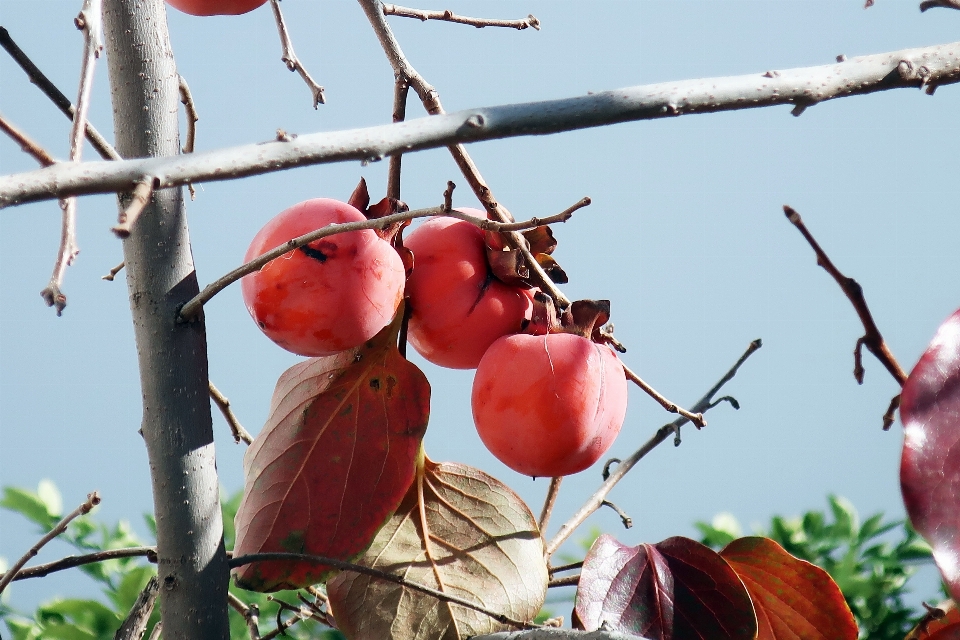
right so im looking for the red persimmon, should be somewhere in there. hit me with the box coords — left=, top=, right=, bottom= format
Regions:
left=472, top=333, right=628, bottom=477
left=165, top=0, right=266, bottom=16
left=405, top=210, right=534, bottom=369
left=241, top=198, right=405, bottom=357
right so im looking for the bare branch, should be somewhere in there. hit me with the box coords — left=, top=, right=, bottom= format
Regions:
left=112, top=176, right=155, bottom=238
left=0, top=546, right=156, bottom=582
left=388, top=78, right=409, bottom=200
left=546, top=340, right=762, bottom=556
left=538, top=477, right=563, bottom=534
left=147, top=622, right=162, bottom=640
left=114, top=575, right=160, bottom=640
left=783, top=205, right=907, bottom=387
left=547, top=574, right=580, bottom=588
left=178, top=204, right=575, bottom=321
left=102, top=260, right=125, bottom=281
left=600, top=500, right=632, bottom=529
left=548, top=560, right=582, bottom=576
left=178, top=74, right=199, bottom=200
left=39, top=0, right=103, bottom=316
left=5, top=41, right=957, bottom=208
left=0, top=112, right=57, bottom=166
left=382, top=4, right=540, bottom=30
left=622, top=362, right=706, bottom=428
left=209, top=381, right=253, bottom=444
left=0, top=491, right=101, bottom=594
left=0, top=26, right=119, bottom=161
left=920, top=0, right=960, bottom=10
left=229, top=552, right=537, bottom=630
left=270, top=0, right=325, bottom=108
left=227, top=594, right=262, bottom=640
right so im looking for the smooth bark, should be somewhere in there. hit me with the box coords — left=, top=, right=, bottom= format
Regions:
left=102, top=0, right=229, bottom=637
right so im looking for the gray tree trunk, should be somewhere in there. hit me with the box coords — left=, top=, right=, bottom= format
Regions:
left=102, top=1, right=230, bottom=637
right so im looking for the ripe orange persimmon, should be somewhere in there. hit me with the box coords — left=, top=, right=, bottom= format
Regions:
left=165, top=0, right=266, bottom=16
left=472, top=333, right=628, bottom=477
left=241, top=198, right=405, bottom=357
left=405, top=210, right=534, bottom=369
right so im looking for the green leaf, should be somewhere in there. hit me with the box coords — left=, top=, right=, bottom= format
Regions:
left=5, top=618, right=43, bottom=640
left=1, top=487, right=59, bottom=530
left=107, top=565, right=156, bottom=612
left=828, top=495, right=858, bottom=540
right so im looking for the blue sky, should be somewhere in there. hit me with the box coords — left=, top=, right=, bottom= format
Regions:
left=2, top=0, right=958, bottom=614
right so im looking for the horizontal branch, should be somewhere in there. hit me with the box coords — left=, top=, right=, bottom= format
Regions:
left=382, top=4, right=540, bottom=30
left=0, top=546, right=156, bottom=582
left=2, top=41, right=957, bottom=208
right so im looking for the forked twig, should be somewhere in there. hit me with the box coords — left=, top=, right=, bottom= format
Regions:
left=40, top=0, right=103, bottom=316
left=228, top=593, right=263, bottom=640
left=210, top=381, right=253, bottom=444
left=0, top=491, right=101, bottom=594
left=546, top=340, right=761, bottom=556
left=357, top=0, right=570, bottom=308
left=0, top=112, right=57, bottom=166
left=783, top=205, right=907, bottom=388
left=229, top=552, right=537, bottom=630
left=622, top=362, right=706, bottom=428
left=382, top=4, right=540, bottom=30
left=270, top=0, right=325, bottom=108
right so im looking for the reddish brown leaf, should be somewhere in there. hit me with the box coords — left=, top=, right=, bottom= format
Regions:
left=721, top=537, right=857, bottom=640
left=900, top=308, right=960, bottom=602
left=522, top=225, right=558, bottom=257
left=574, top=534, right=757, bottom=639
left=926, top=623, right=960, bottom=640
left=232, top=308, right=430, bottom=591
left=327, top=458, right=547, bottom=639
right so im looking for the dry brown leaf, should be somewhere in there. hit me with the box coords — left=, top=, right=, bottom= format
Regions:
left=327, top=458, right=548, bottom=640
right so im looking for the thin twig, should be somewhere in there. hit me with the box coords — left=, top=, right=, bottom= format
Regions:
left=387, top=78, right=409, bottom=200
left=538, top=477, right=563, bottom=535
left=102, top=261, right=125, bottom=281
left=382, top=4, right=540, bottom=30
left=0, top=112, right=57, bottom=166
left=548, top=561, right=582, bottom=576
left=147, top=621, right=162, bottom=640
left=920, top=0, right=960, bottom=10
left=0, top=546, right=156, bottom=582
left=547, top=574, right=580, bottom=588
left=112, top=176, right=155, bottom=238
left=178, top=74, right=199, bottom=200
left=6, top=40, right=960, bottom=209
left=783, top=206, right=907, bottom=387
left=178, top=204, right=577, bottom=321
left=114, top=575, right=160, bottom=640
left=0, top=26, right=119, bottom=161
left=357, top=0, right=570, bottom=308
left=228, top=593, right=262, bottom=640
left=0, top=491, right=101, bottom=594
left=883, top=393, right=902, bottom=431
left=546, top=340, right=762, bottom=556
left=270, top=0, right=325, bottom=108
left=209, top=381, right=253, bottom=444
left=229, top=552, right=537, bottom=630
left=600, top=500, right=632, bottom=529
left=622, top=362, right=706, bottom=428
left=39, top=0, right=103, bottom=316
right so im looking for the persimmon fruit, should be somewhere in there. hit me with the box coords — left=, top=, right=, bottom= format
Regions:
left=165, top=0, right=266, bottom=16
left=241, top=198, right=405, bottom=357
left=405, top=210, right=534, bottom=369
left=471, top=333, right=628, bottom=477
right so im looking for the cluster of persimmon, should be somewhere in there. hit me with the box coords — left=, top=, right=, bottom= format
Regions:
left=242, top=194, right=628, bottom=477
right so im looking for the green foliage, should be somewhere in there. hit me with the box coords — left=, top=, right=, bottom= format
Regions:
left=1, top=481, right=343, bottom=640
left=697, top=495, right=937, bottom=640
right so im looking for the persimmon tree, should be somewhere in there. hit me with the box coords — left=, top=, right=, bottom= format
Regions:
left=0, top=1, right=958, bottom=639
